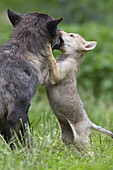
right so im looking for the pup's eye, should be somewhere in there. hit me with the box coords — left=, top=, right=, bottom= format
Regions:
left=70, top=34, right=75, bottom=38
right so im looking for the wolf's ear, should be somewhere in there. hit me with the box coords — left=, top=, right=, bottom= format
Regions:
left=7, top=9, right=22, bottom=27
left=47, top=18, right=63, bottom=36
left=84, top=41, right=97, bottom=51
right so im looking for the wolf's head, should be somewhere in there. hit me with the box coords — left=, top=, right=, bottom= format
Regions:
left=7, top=9, right=62, bottom=54
left=54, top=30, right=97, bottom=56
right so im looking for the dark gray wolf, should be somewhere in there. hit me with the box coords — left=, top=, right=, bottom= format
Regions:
left=0, top=9, right=62, bottom=148
left=45, top=30, right=113, bottom=152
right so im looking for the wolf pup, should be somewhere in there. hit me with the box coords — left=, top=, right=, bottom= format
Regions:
left=45, top=30, right=113, bottom=151
left=0, top=9, right=62, bottom=148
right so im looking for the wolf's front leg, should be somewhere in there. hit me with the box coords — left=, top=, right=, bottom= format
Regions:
left=4, top=110, right=33, bottom=149
left=1, top=118, right=30, bottom=149
left=1, top=123, right=16, bottom=149
left=12, top=115, right=33, bottom=148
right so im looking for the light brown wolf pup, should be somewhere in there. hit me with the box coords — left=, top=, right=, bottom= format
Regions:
left=46, top=30, right=113, bottom=152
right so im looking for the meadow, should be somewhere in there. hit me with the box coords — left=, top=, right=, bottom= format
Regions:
left=0, top=6, right=113, bottom=170
left=0, top=87, right=113, bottom=170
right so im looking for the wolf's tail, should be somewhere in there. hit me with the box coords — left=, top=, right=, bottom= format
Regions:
left=90, top=122, right=113, bottom=138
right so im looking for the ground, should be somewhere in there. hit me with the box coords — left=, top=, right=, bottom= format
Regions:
left=0, top=87, right=113, bottom=170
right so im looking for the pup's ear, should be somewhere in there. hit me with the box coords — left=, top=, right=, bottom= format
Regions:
left=7, top=9, right=22, bottom=27
left=84, top=41, right=97, bottom=51
left=47, top=18, right=63, bottom=36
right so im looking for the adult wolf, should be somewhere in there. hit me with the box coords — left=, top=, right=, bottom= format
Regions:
left=0, top=9, right=62, bottom=148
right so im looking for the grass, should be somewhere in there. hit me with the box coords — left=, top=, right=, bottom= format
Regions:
left=0, top=87, right=113, bottom=170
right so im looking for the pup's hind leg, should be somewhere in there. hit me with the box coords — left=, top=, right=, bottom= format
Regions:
left=70, top=121, right=90, bottom=151
left=57, top=117, right=92, bottom=155
left=57, top=117, right=74, bottom=144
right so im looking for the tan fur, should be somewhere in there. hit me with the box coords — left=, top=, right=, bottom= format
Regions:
left=26, top=52, right=48, bottom=86
left=25, top=44, right=54, bottom=86
left=45, top=31, right=113, bottom=153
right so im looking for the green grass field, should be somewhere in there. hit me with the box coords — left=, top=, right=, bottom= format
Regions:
left=0, top=87, right=113, bottom=170
left=0, top=10, right=113, bottom=170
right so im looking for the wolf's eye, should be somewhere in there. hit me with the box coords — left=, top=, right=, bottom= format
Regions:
left=70, top=34, right=75, bottom=38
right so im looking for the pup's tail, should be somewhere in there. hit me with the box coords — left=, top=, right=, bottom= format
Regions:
left=90, top=122, right=113, bottom=138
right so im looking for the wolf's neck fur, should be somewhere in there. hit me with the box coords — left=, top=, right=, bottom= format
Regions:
left=25, top=52, right=48, bottom=86
left=8, top=35, right=49, bottom=86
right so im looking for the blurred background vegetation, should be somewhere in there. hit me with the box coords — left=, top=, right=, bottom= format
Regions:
left=0, top=0, right=113, bottom=100
left=1, top=2, right=113, bottom=168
